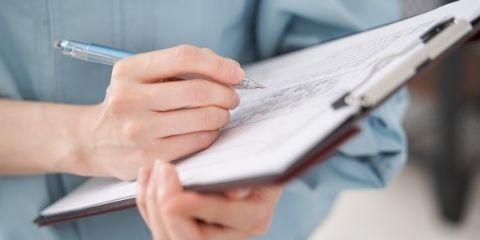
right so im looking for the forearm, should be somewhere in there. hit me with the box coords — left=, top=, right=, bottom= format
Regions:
left=0, top=99, right=90, bottom=175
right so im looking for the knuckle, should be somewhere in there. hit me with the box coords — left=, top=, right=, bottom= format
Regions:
left=193, top=131, right=216, bottom=149
left=151, top=85, right=165, bottom=102
left=216, top=108, right=230, bottom=126
left=188, top=80, right=210, bottom=103
left=111, top=59, right=130, bottom=79
left=105, top=95, right=126, bottom=116
left=212, top=58, right=229, bottom=76
left=202, top=107, right=229, bottom=128
left=123, top=121, right=143, bottom=140
left=104, top=85, right=136, bottom=115
left=200, top=47, right=215, bottom=55
left=227, top=89, right=240, bottom=108
left=173, top=44, right=199, bottom=62
left=200, top=108, right=213, bottom=127
left=137, top=54, right=153, bottom=74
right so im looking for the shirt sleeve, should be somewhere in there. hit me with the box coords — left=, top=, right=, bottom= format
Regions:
left=255, top=0, right=402, bottom=58
left=0, top=55, right=21, bottom=99
left=255, top=0, right=407, bottom=191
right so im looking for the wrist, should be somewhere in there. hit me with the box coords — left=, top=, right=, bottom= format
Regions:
left=51, top=104, right=98, bottom=176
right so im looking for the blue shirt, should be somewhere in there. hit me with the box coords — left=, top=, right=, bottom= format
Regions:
left=0, top=1, right=407, bottom=239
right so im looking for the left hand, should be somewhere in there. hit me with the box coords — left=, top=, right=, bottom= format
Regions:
left=136, top=161, right=283, bottom=240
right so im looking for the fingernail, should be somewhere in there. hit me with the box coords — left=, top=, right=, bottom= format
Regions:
left=231, top=92, right=241, bottom=109
left=229, top=63, right=245, bottom=83
left=228, top=59, right=241, bottom=67
left=229, top=188, right=251, bottom=199
left=236, top=188, right=251, bottom=199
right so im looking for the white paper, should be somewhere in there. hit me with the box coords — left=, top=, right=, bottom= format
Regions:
left=41, top=0, right=480, bottom=217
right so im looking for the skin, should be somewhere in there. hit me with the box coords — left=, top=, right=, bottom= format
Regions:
left=136, top=161, right=283, bottom=240
left=0, top=45, right=241, bottom=180
left=0, top=44, right=283, bottom=238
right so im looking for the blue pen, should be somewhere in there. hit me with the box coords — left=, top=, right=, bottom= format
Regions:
left=54, top=40, right=265, bottom=89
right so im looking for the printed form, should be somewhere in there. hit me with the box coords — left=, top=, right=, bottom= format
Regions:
left=40, top=0, right=480, bottom=217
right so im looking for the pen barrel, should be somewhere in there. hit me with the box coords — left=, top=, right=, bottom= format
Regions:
left=84, top=44, right=133, bottom=65
left=56, top=40, right=264, bottom=89
left=59, top=40, right=133, bottom=66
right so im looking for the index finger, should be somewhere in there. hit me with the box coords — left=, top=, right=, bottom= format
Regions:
left=113, top=45, right=245, bottom=85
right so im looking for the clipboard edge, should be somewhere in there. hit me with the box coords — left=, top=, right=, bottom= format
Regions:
left=34, top=121, right=360, bottom=227
left=34, top=11, right=480, bottom=229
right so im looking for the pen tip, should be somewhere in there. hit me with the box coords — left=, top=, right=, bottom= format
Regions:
left=243, top=76, right=266, bottom=89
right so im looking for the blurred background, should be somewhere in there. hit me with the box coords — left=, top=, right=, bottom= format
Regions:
left=310, top=0, right=480, bottom=239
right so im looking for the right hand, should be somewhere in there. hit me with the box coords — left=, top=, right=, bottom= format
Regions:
left=76, top=45, right=243, bottom=180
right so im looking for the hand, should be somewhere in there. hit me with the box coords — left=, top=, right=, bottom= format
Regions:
left=136, top=161, right=283, bottom=240
left=75, top=45, right=243, bottom=180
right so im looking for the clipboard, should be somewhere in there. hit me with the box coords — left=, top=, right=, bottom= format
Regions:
left=35, top=1, right=480, bottom=227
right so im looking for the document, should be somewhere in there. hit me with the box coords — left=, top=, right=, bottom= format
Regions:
left=39, top=0, right=480, bottom=222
